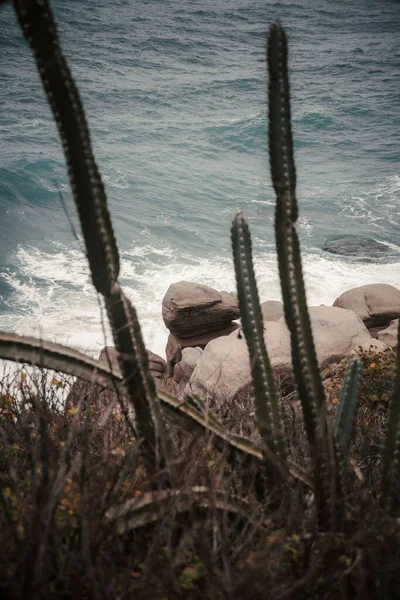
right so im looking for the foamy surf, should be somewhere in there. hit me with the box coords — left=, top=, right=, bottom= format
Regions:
left=1, top=241, right=399, bottom=361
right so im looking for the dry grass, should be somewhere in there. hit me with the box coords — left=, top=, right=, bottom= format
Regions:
left=0, top=349, right=399, bottom=599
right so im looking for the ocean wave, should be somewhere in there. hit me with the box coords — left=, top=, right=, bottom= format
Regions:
left=1, top=239, right=399, bottom=360
left=1, top=0, right=399, bottom=363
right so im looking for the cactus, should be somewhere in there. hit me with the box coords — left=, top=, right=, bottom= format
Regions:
left=268, top=22, right=342, bottom=529
left=3, top=0, right=400, bottom=560
left=231, top=211, right=288, bottom=485
left=0, top=331, right=311, bottom=488
left=13, top=0, right=119, bottom=297
left=334, top=359, right=362, bottom=462
left=13, top=0, right=172, bottom=480
left=381, top=318, right=400, bottom=508
left=106, top=486, right=254, bottom=534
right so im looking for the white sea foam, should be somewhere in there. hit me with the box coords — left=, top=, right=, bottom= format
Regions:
left=1, top=241, right=399, bottom=363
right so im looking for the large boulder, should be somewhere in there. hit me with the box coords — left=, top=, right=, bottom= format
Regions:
left=184, top=321, right=292, bottom=404
left=165, top=323, right=240, bottom=364
left=186, top=306, right=387, bottom=405
left=377, top=319, right=399, bottom=348
left=162, top=281, right=239, bottom=338
left=333, top=284, right=400, bottom=328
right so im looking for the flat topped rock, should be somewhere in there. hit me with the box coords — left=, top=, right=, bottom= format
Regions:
left=162, top=281, right=239, bottom=338
left=322, top=236, right=393, bottom=261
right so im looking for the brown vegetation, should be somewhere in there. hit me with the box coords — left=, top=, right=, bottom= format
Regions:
left=0, top=347, right=399, bottom=599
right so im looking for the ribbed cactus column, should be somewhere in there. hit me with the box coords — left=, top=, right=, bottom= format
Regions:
left=382, top=318, right=400, bottom=509
left=231, top=210, right=288, bottom=486
left=13, top=0, right=172, bottom=480
left=268, top=22, right=343, bottom=529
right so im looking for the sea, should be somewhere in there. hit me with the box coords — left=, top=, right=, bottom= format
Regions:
left=0, top=0, right=399, bottom=360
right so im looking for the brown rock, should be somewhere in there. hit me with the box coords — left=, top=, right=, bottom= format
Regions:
left=333, top=283, right=400, bottom=328
left=185, top=321, right=292, bottom=404
left=99, top=346, right=120, bottom=370
left=147, top=350, right=167, bottom=379
left=162, top=281, right=239, bottom=337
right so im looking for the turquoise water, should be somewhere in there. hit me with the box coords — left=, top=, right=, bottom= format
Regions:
left=0, top=0, right=399, bottom=357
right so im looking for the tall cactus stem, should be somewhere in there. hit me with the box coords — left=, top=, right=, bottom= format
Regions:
left=231, top=211, right=288, bottom=485
left=334, top=359, right=362, bottom=462
left=105, top=284, right=175, bottom=484
left=381, top=318, right=400, bottom=509
left=268, top=22, right=342, bottom=529
left=14, top=0, right=119, bottom=296
left=13, top=0, right=173, bottom=482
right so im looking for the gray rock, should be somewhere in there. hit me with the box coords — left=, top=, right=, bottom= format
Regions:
left=184, top=325, right=289, bottom=404
left=333, top=283, right=400, bottom=328
left=186, top=306, right=387, bottom=405
left=162, top=281, right=239, bottom=338
left=377, top=319, right=399, bottom=348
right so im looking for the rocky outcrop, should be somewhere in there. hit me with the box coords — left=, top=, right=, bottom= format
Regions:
left=185, top=306, right=387, bottom=405
left=162, top=281, right=239, bottom=338
left=333, top=284, right=400, bottom=328
left=377, top=319, right=399, bottom=348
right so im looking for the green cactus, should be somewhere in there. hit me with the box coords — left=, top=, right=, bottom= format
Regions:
left=0, top=330, right=312, bottom=489
left=231, top=210, right=288, bottom=485
left=334, top=359, right=362, bottom=462
left=268, top=22, right=342, bottom=529
left=381, top=318, right=400, bottom=508
left=13, top=0, right=119, bottom=297
left=13, top=0, right=172, bottom=480
left=2, top=0, right=400, bottom=555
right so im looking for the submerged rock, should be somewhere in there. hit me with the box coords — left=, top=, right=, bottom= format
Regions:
left=322, top=236, right=393, bottom=260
